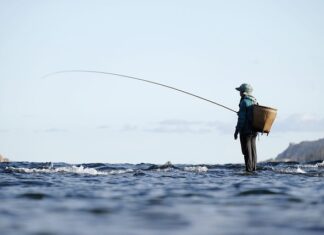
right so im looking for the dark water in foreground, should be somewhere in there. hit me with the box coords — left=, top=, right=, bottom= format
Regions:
left=0, top=161, right=324, bottom=235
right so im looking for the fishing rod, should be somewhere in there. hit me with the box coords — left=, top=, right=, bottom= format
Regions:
left=42, top=70, right=238, bottom=114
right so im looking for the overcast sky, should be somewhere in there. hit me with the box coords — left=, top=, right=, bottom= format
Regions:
left=1, top=0, right=323, bottom=164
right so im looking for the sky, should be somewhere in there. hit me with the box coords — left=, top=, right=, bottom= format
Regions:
left=0, top=0, right=324, bottom=164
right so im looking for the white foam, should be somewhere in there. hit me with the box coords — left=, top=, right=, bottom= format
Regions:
left=273, top=166, right=306, bottom=174
left=296, top=166, right=306, bottom=174
left=108, top=169, right=134, bottom=175
left=184, top=166, right=208, bottom=172
left=156, top=167, right=173, bottom=172
left=297, top=161, right=324, bottom=168
left=6, top=165, right=133, bottom=176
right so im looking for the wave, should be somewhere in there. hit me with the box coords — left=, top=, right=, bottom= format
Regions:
left=5, top=165, right=133, bottom=176
left=3, top=161, right=209, bottom=175
left=294, top=166, right=306, bottom=174
left=289, top=161, right=324, bottom=169
left=145, top=161, right=178, bottom=171
left=144, top=162, right=208, bottom=173
left=264, top=165, right=306, bottom=174
left=2, top=161, right=323, bottom=177
left=184, top=166, right=208, bottom=172
left=281, top=166, right=306, bottom=174
left=237, top=189, right=285, bottom=196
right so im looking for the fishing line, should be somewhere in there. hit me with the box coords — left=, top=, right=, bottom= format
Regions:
left=42, top=70, right=238, bottom=114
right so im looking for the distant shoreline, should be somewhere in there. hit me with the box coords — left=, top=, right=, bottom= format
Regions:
left=275, top=138, right=324, bottom=162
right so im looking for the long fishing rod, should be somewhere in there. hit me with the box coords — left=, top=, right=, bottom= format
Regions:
left=42, top=70, right=238, bottom=114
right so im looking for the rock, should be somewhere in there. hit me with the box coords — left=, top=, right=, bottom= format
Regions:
left=0, top=154, right=9, bottom=162
left=276, top=138, right=324, bottom=162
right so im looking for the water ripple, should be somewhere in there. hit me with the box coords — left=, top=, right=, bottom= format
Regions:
left=0, top=161, right=323, bottom=235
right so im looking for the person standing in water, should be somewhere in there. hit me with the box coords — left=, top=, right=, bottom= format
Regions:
left=234, top=84, right=258, bottom=172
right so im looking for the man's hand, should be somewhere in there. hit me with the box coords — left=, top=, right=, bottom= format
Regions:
left=234, top=130, right=239, bottom=140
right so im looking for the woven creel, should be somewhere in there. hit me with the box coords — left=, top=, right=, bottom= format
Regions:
left=252, top=105, right=277, bottom=134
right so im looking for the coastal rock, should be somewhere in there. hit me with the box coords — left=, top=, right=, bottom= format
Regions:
left=276, top=138, right=324, bottom=162
left=0, top=154, right=9, bottom=162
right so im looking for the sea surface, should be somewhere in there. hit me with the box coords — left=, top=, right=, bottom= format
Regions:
left=0, top=161, right=324, bottom=235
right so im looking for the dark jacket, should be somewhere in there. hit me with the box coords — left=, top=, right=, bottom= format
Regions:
left=236, top=95, right=257, bottom=134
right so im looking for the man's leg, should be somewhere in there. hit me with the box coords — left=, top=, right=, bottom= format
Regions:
left=251, top=134, right=257, bottom=171
left=240, top=134, right=253, bottom=171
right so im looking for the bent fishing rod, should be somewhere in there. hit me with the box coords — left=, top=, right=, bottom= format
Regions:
left=42, top=70, right=237, bottom=114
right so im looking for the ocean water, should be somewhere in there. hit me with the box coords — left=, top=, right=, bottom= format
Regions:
left=0, top=161, right=323, bottom=235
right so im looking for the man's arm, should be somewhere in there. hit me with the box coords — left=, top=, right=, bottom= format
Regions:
left=234, top=100, right=247, bottom=139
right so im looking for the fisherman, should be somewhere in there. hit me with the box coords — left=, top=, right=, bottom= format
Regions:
left=234, top=84, right=258, bottom=172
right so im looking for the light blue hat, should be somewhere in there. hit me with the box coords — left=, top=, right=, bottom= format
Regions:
left=235, top=83, right=253, bottom=95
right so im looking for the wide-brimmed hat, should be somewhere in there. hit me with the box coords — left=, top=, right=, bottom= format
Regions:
left=235, top=83, right=253, bottom=95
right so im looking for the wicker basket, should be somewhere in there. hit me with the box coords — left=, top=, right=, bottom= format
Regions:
left=252, top=105, right=277, bottom=134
